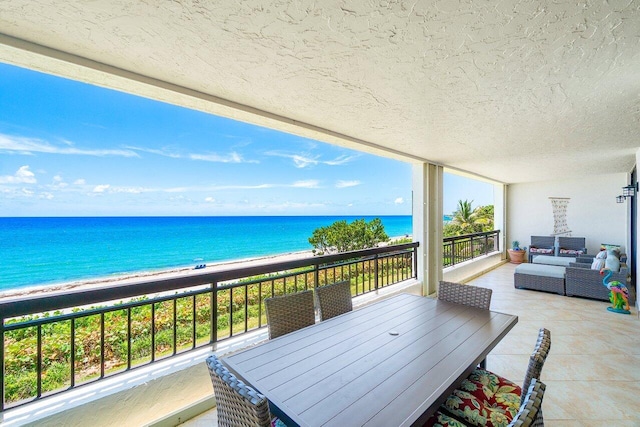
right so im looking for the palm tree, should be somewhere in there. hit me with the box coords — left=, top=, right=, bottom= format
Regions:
left=444, top=200, right=494, bottom=236
left=450, top=200, right=478, bottom=234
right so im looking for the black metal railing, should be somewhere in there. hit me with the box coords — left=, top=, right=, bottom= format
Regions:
left=443, top=230, right=501, bottom=268
left=0, top=243, right=418, bottom=411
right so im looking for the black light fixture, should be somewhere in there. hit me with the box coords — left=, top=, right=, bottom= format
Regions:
left=617, top=183, right=637, bottom=203
left=623, top=184, right=636, bottom=197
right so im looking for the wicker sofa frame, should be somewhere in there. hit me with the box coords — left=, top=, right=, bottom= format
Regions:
left=557, top=236, right=587, bottom=257
left=565, top=263, right=629, bottom=301
left=528, top=236, right=556, bottom=263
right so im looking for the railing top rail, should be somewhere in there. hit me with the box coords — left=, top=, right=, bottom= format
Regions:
left=0, top=242, right=418, bottom=319
left=442, top=230, right=500, bottom=242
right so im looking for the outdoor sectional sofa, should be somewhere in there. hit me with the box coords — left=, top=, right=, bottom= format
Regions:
left=514, top=259, right=629, bottom=302
left=565, top=262, right=629, bottom=301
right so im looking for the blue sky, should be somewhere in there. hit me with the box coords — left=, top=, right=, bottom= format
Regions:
left=0, top=62, right=493, bottom=216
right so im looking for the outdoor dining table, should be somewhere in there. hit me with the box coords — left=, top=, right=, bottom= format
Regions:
left=222, top=293, right=518, bottom=427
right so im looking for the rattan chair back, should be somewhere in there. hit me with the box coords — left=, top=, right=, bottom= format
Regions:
left=316, top=280, right=353, bottom=321
left=530, top=235, right=555, bottom=249
left=438, top=281, right=492, bottom=310
left=206, top=354, right=272, bottom=427
left=264, top=289, right=315, bottom=339
left=510, top=379, right=546, bottom=427
left=521, top=328, right=551, bottom=406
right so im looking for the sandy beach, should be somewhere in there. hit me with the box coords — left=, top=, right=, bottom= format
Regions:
left=0, top=249, right=316, bottom=302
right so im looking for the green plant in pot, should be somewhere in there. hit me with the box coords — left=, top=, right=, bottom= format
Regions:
left=508, top=241, right=527, bottom=264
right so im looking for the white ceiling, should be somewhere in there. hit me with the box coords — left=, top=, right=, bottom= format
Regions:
left=1, top=0, right=639, bottom=183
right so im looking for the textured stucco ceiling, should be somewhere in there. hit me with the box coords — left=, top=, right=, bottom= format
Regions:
left=1, top=0, right=639, bottom=183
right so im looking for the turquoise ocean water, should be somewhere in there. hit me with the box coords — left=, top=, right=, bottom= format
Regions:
left=0, top=216, right=412, bottom=292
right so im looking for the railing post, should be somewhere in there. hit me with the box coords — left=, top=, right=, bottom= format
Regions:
left=211, top=281, right=218, bottom=344
left=374, top=253, right=379, bottom=290
left=413, top=246, right=418, bottom=279
left=314, top=263, right=320, bottom=289
left=451, top=239, right=457, bottom=266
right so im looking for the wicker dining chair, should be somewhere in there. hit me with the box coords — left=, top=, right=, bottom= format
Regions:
left=438, top=281, right=493, bottom=310
left=315, top=280, right=353, bottom=321
left=509, top=379, right=546, bottom=427
left=437, top=328, right=551, bottom=427
left=206, top=354, right=274, bottom=427
left=264, top=289, right=315, bottom=339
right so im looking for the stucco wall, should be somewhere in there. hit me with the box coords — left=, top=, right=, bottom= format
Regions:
left=507, top=173, right=628, bottom=255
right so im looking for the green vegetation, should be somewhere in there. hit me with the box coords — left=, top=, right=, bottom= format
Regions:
left=3, top=253, right=413, bottom=404
left=308, top=218, right=389, bottom=255
left=444, top=200, right=494, bottom=237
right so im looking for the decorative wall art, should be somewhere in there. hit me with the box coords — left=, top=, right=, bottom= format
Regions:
left=549, top=197, right=571, bottom=236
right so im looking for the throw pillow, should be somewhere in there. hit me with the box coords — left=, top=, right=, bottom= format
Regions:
left=591, top=250, right=606, bottom=270
left=604, top=249, right=621, bottom=273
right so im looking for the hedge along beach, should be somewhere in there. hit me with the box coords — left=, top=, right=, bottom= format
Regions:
left=0, top=216, right=412, bottom=299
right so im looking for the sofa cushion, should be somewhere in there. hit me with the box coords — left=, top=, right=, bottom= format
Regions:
left=532, top=255, right=575, bottom=267
left=515, top=263, right=566, bottom=279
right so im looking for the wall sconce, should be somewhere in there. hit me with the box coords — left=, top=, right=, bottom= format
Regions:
left=617, top=183, right=638, bottom=203
left=622, top=184, right=636, bottom=197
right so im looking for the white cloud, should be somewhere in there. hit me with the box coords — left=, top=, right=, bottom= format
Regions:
left=111, top=187, right=143, bottom=194
left=93, top=184, right=110, bottom=193
left=190, top=152, right=259, bottom=164
left=335, top=180, right=360, bottom=188
left=127, top=146, right=258, bottom=163
left=50, top=175, right=68, bottom=189
left=292, top=180, right=320, bottom=188
left=325, top=155, right=359, bottom=166
left=0, top=165, right=37, bottom=184
left=394, top=197, right=405, bottom=205
left=22, top=188, right=34, bottom=196
left=205, top=197, right=215, bottom=203
left=266, top=151, right=358, bottom=168
left=126, top=146, right=182, bottom=158
left=0, top=134, right=138, bottom=157
left=74, top=179, right=86, bottom=185
left=40, top=192, right=54, bottom=200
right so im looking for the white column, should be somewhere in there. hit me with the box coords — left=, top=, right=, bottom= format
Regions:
left=412, top=162, right=443, bottom=297
left=494, top=182, right=507, bottom=260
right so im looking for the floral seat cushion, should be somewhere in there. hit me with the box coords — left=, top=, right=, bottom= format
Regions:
left=559, top=248, right=585, bottom=255
left=441, top=369, right=522, bottom=427
left=423, top=410, right=468, bottom=427
left=529, top=247, right=553, bottom=254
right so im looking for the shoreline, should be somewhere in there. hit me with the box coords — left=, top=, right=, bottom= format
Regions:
left=0, top=249, right=316, bottom=301
left=0, top=235, right=411, bottom=302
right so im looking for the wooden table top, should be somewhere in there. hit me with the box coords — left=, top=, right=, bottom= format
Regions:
left=223, top=293, right=518, bottom=427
